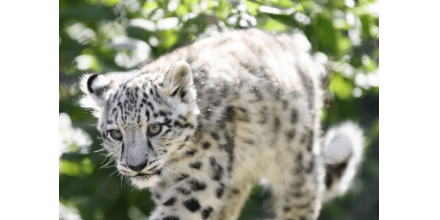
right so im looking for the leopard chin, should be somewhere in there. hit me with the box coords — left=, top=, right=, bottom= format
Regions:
left=130, top=174, right=160, bottom=189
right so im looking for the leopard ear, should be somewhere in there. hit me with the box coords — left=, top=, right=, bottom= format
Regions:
left=162, top=61, right=195, bottom=101
left=80, top=74, right=116, bottom=114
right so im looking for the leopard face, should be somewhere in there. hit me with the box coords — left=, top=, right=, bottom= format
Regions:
left=81, top=61, right=199, bottom=188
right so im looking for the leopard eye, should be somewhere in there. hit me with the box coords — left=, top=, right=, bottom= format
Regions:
left=109, top=129, right=123, bottom=141
left=148, top=124, right=162, bottom=136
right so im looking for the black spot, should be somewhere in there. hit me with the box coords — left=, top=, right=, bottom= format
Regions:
left=225, top=106, right=235, bottom=122
left=183, top=123, right=194, bottom=129
left=155, top=169, right=162, bottom=176
left=297, top=152, right=303, bottom=161
left=217, top=119, right=226, bottom=129
left=147, top=102, right=155, bottom=111
left=174, top=121, right=183, bottom=127
left=178, top=115, right=187, bottom=121
left=154, top=192, right=161, bottom=200
left=283, top=207, right=291, bottom=212
left=274, top=117, right=281, bottom=132
left=209, top=157, right=223, bottom=181
left=202, top=142, right=211, bottom=149
left=164, top=118, right=172, bottom=125
left=300, top=216, right=306, bottom=220
left=211, top=132, right=220, bottom=140
left=307, top=141, right=313, bottom=152
left=215, top=183, right=225, bottom=198
left=176, top=173, right=189, bottom=182
left=189, top=178, right=206, bottom=191
left=176, top=187, right=191, bottom=195
left=242, top=139, right=254, bottom=145
left=163, top=197, right=176, bottom=206
left=183, top=198, right=201, bottom=212
left=292, top=192, right=303, bottom=197
left=189, top=162, right=202, bottom=169
left=223, top=133, right=235, bottom=174
left=231, top=189, right=240, bottom=194
left=163, top=216, right=179, bottom=220
left=159, top=111, right=167, bottom=117
left=286, top=129, right=296, bottom=141
left=236, top=107, right=250, bottom=122
left=179, top=90, right=187, bottom=99
left=201, top=207, right=214, bottom=220
left=185, top=149, right=197, bottom=156
left=291, top=109, right=298, bottom=124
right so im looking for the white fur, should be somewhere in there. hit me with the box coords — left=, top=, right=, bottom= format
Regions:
left=322, top=121, right=364, bottom=202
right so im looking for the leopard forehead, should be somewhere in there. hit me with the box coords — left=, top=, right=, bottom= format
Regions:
left=100, top=74, right=195, bottom=131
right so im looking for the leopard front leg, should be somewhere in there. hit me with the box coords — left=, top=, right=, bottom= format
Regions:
left=147, top=156, right=234, bottom=220
left=148, top=177, right=228, bottom=220
left=214, top=183, right=252, bottom=220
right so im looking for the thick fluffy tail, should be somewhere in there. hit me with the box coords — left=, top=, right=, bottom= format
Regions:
left=321, top=121, right=364, bottom=202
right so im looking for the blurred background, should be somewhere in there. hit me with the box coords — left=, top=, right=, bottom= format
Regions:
left=59, top=0, right=379, bottom=219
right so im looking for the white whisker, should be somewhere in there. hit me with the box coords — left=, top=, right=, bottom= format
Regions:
left=94, top=148, right=106, bottom=153
left=109, top=170, right=119, bottom=177
left=166, top=164, right=189, bottom=172
left=161, top=170, right=174, bottom=186
left=155, top=154, right=195, bottom=162
left=163, top=166, right=180, bottom=177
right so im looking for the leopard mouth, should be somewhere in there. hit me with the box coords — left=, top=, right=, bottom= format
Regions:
left=133, top=169, right=162, bottom=177
left=135, top=173, right=151, bottom=177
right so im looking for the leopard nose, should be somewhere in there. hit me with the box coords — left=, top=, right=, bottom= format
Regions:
left=127, top=159, right=148, bottom=172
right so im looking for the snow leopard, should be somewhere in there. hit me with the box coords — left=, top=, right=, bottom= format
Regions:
left=80, top=28, right=363, bottom=220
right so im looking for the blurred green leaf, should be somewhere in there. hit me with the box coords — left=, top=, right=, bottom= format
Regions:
left=60, top=158, right=94, bottom=176
left=331, top=73, right=353, bottom=100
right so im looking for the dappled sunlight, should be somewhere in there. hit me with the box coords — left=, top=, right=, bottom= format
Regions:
left=111, top=36, right=151, bottom=68
left=59, top=113, right=91, bottom=157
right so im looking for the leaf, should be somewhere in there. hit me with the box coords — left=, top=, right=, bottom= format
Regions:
left=331, top=73, right=353, bottom=100
left=313, top=13, right=340, bottom=56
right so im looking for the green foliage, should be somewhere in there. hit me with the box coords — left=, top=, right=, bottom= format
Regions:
left=59, top=0, right=379, bottom=219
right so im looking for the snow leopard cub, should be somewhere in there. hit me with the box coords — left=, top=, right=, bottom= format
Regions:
left=80, top=29, right=363, bottom=220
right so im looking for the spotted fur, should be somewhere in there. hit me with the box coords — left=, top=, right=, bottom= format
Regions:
left=80, top=29, right=363, bottom=220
